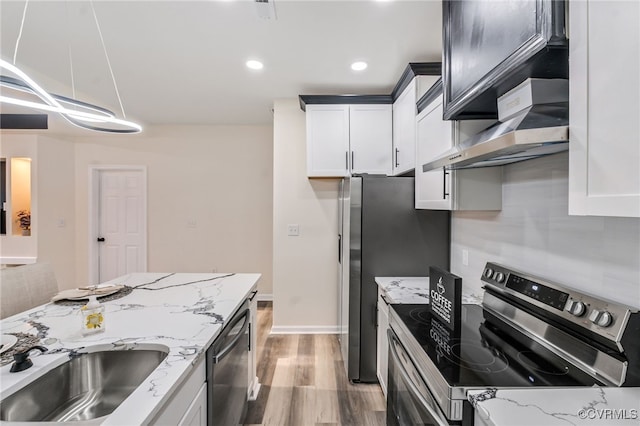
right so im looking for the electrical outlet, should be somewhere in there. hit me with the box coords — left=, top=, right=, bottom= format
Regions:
left=287, top=224, right=300, bottom=236
left=462, top=249, right=469, bottom=266
left=187, top=219, right=197, bottom=228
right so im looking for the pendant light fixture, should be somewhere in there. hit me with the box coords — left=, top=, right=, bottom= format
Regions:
left=0, top=0, right=142, bottom=133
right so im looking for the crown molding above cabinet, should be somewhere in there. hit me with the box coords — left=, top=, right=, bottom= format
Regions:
left=298, top=62, right=442, bottom=111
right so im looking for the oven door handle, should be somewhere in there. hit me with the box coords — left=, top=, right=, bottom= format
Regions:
left=387, top=329, right=449, bottom=426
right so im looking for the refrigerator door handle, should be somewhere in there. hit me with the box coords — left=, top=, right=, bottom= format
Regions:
left=373, top=305, right=377, bottom=328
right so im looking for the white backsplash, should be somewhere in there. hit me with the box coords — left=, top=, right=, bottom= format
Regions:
left=451, top=152, right=640, bottom=308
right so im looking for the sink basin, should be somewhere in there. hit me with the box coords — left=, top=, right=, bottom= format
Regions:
left=0, top=348, right=168, bottom=422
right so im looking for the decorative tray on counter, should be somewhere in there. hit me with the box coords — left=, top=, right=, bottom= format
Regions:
left=52, top=285, right=133, bottom=306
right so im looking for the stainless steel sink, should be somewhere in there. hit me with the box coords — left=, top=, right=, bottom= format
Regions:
left=0, top=348, right=168, bottom=422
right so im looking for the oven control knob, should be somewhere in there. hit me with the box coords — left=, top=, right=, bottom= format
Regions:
left=484, top=268, right=494, bottom=279
left=566, top=299, right=586, bottom=317
left=495, top=272, right=505, bottom=283
left=589, top=310, right=613, bottom=327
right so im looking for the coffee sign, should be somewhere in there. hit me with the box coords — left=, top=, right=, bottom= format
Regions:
left=428, top=267, right=462, bottom=331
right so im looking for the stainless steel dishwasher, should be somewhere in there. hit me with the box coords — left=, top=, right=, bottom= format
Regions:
left=206, top=299, right=250, bottom=426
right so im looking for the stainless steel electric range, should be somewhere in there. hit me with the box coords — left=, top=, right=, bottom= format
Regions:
left=387, top=262, right=640, bottom=426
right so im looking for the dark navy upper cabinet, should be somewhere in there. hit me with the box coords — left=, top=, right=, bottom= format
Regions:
left=442, top=0, right=568, bottom=120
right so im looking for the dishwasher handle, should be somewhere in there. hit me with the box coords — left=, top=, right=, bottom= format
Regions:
left=212, top=309, right=250, bottom=364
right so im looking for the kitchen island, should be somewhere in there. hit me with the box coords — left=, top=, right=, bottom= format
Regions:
left=0, top=272, right=260, bottom=425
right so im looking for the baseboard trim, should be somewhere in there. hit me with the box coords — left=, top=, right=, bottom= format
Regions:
left=256, top=293, right=273, bottom=302
left=270, top=325, right=340, bottom=335
left=248, top=378, right=261, bottom=401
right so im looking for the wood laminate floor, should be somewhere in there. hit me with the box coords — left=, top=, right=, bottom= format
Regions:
left=245, top=302, right=386, bottom=426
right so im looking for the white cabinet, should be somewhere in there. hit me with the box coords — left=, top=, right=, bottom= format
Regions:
left=151, top=358, right=206, bottom=426
left=306, top=104, right=392, bottom=177
left=306, top=105, right=350, bottom=177
left=568, top=0, right=640, bottom=218
left=248, top=290, right=260, bottom=400
left=376, top=287, right=390, bottom=396
left=179, top=384, right=207, bottom=426
left=415, top=95, right=502, bottom=211
left=392, top=76, right=440, bottom=175
left=392, top=80, right=418, bottom=175
left=350, top=105, right=392, bottom=175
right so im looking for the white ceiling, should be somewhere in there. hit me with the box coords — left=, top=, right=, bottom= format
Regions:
left=0, top=0, right=443, bottom=131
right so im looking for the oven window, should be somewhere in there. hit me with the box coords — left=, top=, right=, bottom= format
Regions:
left=386, top=331, right=451, bottom=426
left=387, top=363, right=437, bottom=425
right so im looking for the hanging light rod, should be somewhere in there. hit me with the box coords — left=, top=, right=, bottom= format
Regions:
left=0, top=59, right=142, bottom=133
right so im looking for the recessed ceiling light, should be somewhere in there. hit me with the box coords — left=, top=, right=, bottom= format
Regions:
left=351, top=61, right=368, bottom=71
left=246, top=60, right=264, bottom=70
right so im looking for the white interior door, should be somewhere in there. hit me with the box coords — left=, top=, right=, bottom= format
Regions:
left=93, top=168, right=147, bottom=283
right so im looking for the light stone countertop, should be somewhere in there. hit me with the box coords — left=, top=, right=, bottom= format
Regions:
left=468, top=387, right=640, bottom=426
left=0, top=272, right=260, bottom=425
left=375, top=276, right=483, bottom=305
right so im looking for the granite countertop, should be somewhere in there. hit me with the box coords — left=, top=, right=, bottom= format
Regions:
left=0, top=272, right=260, bottom=425
left=468, top=387, right=640, bottom=426
left=375, top=276, right=483, bottom=305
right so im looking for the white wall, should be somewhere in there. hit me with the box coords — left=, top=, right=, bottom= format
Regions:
left=272, top=99, right=340, bottom=332
left=37, top=136, right=76, bottom=289
left=451, top=152, right=640, bottom=308
left=72, top=125, right=274, bottom=294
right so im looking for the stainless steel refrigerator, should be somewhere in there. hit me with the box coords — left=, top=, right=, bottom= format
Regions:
left=338, top=175, right=450, bottom=383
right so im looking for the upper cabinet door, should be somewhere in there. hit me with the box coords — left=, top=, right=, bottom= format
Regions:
left=415, top=98, right=454, bottom=210
left=392, top=76, right=441, bottom=176
left=568, top=0, right=640, bottom=218
left=392, top=80, right=418, bottom=175
left=306, top=105, right=350, bottom=177
left=349, top=104, right=392, bottom=176
left=442, top=0, right=568, bottom=120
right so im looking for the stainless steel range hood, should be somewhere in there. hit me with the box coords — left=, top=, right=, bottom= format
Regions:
left=422, top=79, right=569, bottom=171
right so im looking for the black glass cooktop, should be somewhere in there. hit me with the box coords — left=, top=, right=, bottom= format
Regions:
left=391, top=304, right=603, bottom=388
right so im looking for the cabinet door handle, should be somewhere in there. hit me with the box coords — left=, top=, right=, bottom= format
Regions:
left=395, top=148, right=400, bottom=168
left=442, top=167, right=450, bottom=199
left=345, top=151, right=349, bottom=170
left=351, top=151, right=355, bottom=170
